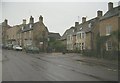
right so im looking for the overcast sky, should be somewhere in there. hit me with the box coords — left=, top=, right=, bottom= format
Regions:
left=1, top=1, right=119, bottom=35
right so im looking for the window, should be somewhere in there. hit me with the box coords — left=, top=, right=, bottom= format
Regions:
left=79, top=33, right=81, bottom=39
left=106, top=26, right=112, bottom=36
left=106, top=41, right=112, bottom=51
left=29, top=31, right=32, bottom=38
left=30, top=24, right=32, bottom=29
left=67, top=35, right=70, bottom=41
left=70, top=35, right=72, bottom=40
left=81, top=43, right=85, bottom=50
left=67, top=35, right=73, bottom=41
left=79, top=43, right=81, bottom=50
left=82, top=33, right=84, bottom=38
left=76, top=32, right=85, bottom=39
left=88, top=23, right=92, bottom=28
left=73, top=29, right=74, bottom=32
left=22, top=27, right=24, bottom=30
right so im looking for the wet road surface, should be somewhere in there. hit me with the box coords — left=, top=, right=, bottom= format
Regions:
left=2, top=49, right=118, bottom=81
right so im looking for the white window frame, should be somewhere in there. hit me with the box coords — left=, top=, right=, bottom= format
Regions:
left=30, top=24, right=32, bottom=29
left=106, top=26, right=112, bottom=36
left=106, top=41, right=112, bottom=51
left=22, top=27, right=24, bottom=30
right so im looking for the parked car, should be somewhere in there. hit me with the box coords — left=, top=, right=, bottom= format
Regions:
left=25, top=46, right=39, bottom=53
left=13, top=45, right=22, bottom=51
left=7, top=44, right=13, bottom=50
left=2, top=44, right=5, bottom=49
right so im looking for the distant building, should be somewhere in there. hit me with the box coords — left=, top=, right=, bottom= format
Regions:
left=62, top=10, right=102, bottom=51
left=2, top=15, right=49, bottom=52
left=61, top=2, right=119, bottom=53
left=61, top=26, right=76, bottom=51
left=60, top=29, right=68, bottom=48
left=6, top=25, right=21, bottom=45
left=48, top=32, right=61, bottom=41
left=76, top=11, right=102, bottom=51
left=21, top=15, right=49, bottom=51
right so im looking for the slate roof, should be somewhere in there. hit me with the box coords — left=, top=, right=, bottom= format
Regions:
left=100, top=6, right=120, bottom=20
left=21, top=21, right=47, bottom=32
left=76, top=17, right=98, bottom=33
left=22, top=23, right=33, bottom=32
left=48, top=32, right=61, bottom=39
left=61, top=27, right=75, bottom=40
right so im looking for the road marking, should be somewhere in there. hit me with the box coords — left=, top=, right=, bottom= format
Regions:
left=107, top=68, right=117, bottom=72
left=107, top=69, right=112, bottom=71
left=58, top=65, right=62, bottom=66
left=113, top=69, right=117, bottom=72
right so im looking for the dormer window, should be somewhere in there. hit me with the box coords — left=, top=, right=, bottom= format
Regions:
left=80, top=27, right=83, bottom=30
left=88, top=23, right=92, bottom=28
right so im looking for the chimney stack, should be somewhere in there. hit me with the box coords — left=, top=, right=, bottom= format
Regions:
left=82, top=17, right=86, bottom=23
left=97, top=10, right=103, bottom=17
left=75, top=22, right=79, bottom=27
left=39, top=15, right=43, bottom=22
left=29, top=16, right=34, bottom=24
left=108, top=2, right=113, bottom=11
left=4, top=19, right=8, bottom=26
left=23, top=19, right=26, bottom=25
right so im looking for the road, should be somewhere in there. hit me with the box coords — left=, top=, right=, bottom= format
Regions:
left=2, top=49, right=118, bottom=81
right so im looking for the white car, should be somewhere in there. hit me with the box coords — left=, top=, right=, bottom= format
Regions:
left=13, top=45, right=22, bottom=51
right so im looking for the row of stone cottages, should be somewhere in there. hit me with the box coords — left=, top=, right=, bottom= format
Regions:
left=60, top=2, right=119, bottom=55
left=1, top=15, right=61, bottom=51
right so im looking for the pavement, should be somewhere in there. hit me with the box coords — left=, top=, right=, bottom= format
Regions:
left=2, top=49, right=118, bottom=81
left=40, top=52, right=118, bottom=69
left=70, top=53, right=118, bottom=69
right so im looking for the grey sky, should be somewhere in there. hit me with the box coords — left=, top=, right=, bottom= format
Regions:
left=2, top=2, right=119, bottom=35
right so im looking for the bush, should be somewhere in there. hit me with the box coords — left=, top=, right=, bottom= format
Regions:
left=82, top=50, right=97, bottom=57
left=48, top=40, right=66, bottom=52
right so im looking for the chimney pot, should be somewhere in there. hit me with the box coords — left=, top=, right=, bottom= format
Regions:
left=23, top=19, right=26, bottom=25
left=39, top=15, right=43, bottom=22
left=75, top=22, right=79, bottom=27
left=82, top=17, right=86, bottom=23
left=29, top=16, right=34, bottom=24
left=97, top=10, right=103, bottom=17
